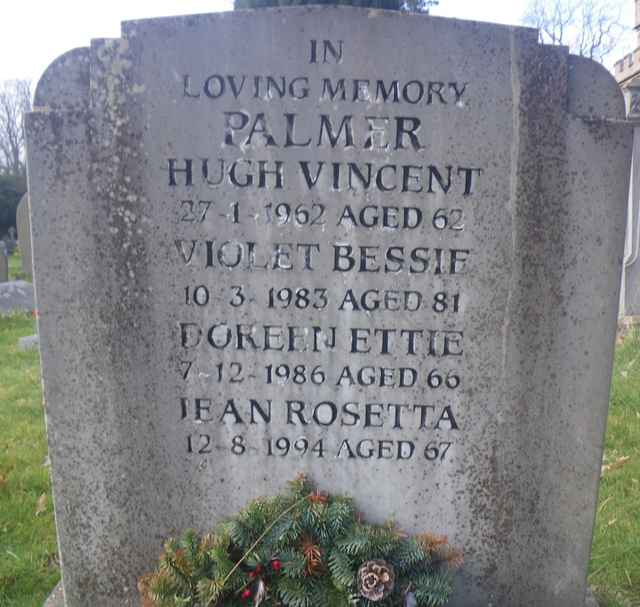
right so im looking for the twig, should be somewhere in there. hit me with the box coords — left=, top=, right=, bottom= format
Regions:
left=221, top=493, right=312, bottom=588
left=597, top=495, right=612, bottom=514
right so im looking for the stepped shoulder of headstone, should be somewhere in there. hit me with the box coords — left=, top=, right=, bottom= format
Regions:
left=26, top=8, right=631, bottom=607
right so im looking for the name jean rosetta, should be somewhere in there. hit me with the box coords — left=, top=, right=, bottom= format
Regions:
left=26, top=9, right=630, bottom=606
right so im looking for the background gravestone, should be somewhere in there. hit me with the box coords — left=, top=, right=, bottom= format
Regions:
left=6, top=226, right=17, bottom=255
left=0, top=280, right=35, bottom=314
left=0, top=241, right=7, bottom=283
left=26, top=8, right=631, bottom=607
left=16, top=193, right=32, bottom=279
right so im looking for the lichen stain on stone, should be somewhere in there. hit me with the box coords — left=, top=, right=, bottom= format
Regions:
left=580, top=117, right=616, bottom=144
left=90, top=36, right=153, bottom=310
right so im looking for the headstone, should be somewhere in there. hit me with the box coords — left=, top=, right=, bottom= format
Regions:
left=621, top=126, right=640, bottom=315
left=0, top=280, right=34, bottom=314
left=16, top=193, right=32, bottom=279
left=6, top=226, right=17, bottom=255
left=18, top=334, right=40, bottom=351
left=43, top=583, right=64, bottom=607
left=586, top=589, right=600, bottom=607
left=26, top=9, right=631, bottom=607
left=0, top=241, right=8, bottom=283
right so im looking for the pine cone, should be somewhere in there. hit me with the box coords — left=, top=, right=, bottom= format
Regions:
left=357, top=560, right=395, bottom=602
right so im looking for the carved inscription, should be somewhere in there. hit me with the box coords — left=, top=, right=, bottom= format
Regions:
left=172, top=41, right=478, bottom=465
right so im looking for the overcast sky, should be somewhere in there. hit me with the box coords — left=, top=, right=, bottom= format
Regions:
left=0, top=0, right=635, bottom=85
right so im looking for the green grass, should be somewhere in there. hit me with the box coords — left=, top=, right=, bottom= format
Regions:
left=0, top=314, right=638, bottom=606
left=0, top=313, right=58, bottom=607
left=589, top=329, right=640, bottom=607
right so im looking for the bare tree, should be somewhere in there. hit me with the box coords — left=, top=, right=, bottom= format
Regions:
left=523, top=0, right=625, bottom=63
left=401, top=0, right=439, bottom=12
left=0, top=80, right=31, bottom=178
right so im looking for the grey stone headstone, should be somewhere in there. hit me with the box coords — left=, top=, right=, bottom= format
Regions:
left=18, top=334, right=40, bottom=351
left=16, top=193, right=32, bottom=279
left=621, top=126, right=640, bottom=316
left=585, top=588, right=600, bottom=607
left=43, top=583, right=64, bottom=607
left=25, top=9, right=631, bottom=607
left=0, top=244, right=7, bottom=283
left=0, top=280, right=34, bottom=314
left=6, top=226, right=17, bottom=254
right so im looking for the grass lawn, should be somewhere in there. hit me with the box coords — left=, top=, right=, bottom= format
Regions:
left=0, top=307, right=638, bottom=606
left=0, top=313, right=58, bottom=607
left=589, top=329, right=640, bottom=607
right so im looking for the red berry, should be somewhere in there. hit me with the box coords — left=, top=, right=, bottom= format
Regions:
left=255, top=564, right=263, bottom=573
left=248, top=571, right=256, bottom=579
left=242, top=588, right=252, bottom=599
left=271, top=560, right=282, bottom=572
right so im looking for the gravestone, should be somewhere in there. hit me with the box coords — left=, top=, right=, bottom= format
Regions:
left=26, top=8, right=631, bottom=607
left=16, top=193, right=32, bottom=279
left=0, top=242, right=7, bottom=283
left=18, top=334, right=40, bottom=351
left=6, top=226, right=17, bottom=255
left=0, top=280, right=34, bottom=314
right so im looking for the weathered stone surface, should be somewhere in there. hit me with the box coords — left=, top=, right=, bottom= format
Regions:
left=0, top=280, right=34, bottom=314
left=25, top=8, right=631, bottom=607
left=40, top=582, right=602, bottom=607
left=621, top=127, right=640, bottom=315
left=0, top=247, right=7, bottom=283
left=18, top=334, right=39, bottom=351
left=5, top=229, right=17, bottom=255
left=16, top=193, right=32, bottom=279
left=43, top=583, right=64, bottom=607
left=585, top=588, right=600, bottom=607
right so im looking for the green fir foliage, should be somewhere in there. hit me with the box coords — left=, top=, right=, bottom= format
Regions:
left=144, top=477, right=460, bottom=607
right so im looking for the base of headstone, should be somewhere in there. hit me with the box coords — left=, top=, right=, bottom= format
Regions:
left=586, top=588, right=601, bottom=607
left=0, top=280, right=34, bottom=314
left=18, top=334, right=39, bottom=351
left=43, top=583, right=64, bottom=607
left=41, top=582, right=602, bottom=606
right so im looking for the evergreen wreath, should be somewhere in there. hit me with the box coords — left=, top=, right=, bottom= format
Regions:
left=139, top=476, right=462, bottom=607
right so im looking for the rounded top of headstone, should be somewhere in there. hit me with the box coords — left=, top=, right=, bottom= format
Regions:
left=34, top=47, right=90, bottom=112
left=568, top=55, right=626, bottom=119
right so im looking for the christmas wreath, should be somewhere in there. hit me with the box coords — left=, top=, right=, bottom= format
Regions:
left=139, top=476, right=462, bottom=607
